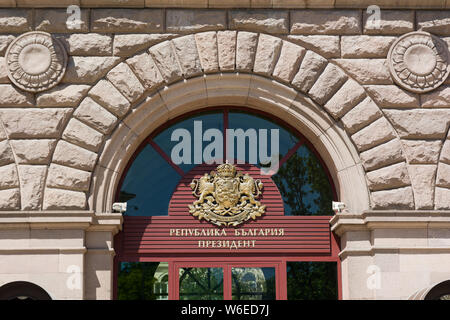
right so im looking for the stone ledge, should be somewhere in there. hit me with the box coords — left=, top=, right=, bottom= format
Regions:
left=2, top=0, right=449, bottom=8
left=339, top=246, right=450, bottom=259
left=331, top=210, right=450, bottom=236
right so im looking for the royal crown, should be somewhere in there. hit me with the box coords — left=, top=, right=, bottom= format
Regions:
left=216, top=162, right=236, bottom=178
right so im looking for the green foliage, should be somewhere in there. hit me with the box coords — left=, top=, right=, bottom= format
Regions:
left=272, top=146, right=333, bottom=216
left=287, top=262, right=337, bottom=300
left=179, top=268, right=224, bottom=300
left=117, top=262, right=159, bottom=300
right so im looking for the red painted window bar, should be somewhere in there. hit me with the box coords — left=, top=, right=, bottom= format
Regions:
left=113, top=107, right=342, bottom=300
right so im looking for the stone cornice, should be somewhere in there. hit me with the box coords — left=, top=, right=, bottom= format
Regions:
left=0, top=210, right=123, bottom=232
left=0, top=0, right=449, bottom=9
left=330, top=210, right=450, bottom=236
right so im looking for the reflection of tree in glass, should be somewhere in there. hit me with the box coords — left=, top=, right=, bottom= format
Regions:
left=231, top=268, right=276, bottom=300
left=179, top=268, right=223, bottom=300
left=287, top=262, right=337, bottom=300
left=272, top=147, right=333, bottom=216
left=117, top=262, right=159, bottom=300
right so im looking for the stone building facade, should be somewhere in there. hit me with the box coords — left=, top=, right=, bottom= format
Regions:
left=0, top=0, right=449, bottom=300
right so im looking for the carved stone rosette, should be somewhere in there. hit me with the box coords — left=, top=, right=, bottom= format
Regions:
left=5, top=31, right=68, bottom=93
left=388, top=31, right=450, bottom=93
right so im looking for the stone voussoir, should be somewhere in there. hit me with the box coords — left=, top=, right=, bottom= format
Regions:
left=308, top=63, right=347, bottom=105
left=62, top=118, right=104, bottom=153
left=62, top=56, right=121, bottom=84
left=126, top=51, right=164, bottom=91
left=402, top=140, right=443, bottom=164
left=408, top=164, right=437, bottom=210
left=36, top=84, right=90, bottom=107
left=360, top=138, right=405, bottom=172
left=10, top=139, right=57, bottom=165
left=106, top=62, right=145, bottom=103
left=291, top=50, right=327, bottom=93
left=52, top=140, right=98, bottom=172
left=217, top=31, right=237, bottom=72
left=340, top=96, right=382, bottom=135
left=366, top=161, right=411, bottom=192
left=88, top=79, right=131, bottom=118
left=149, top=41, right=183, bottom=83
left=172, top=34, right=203, bottom=78
left=323, top=78, right=366, bottom=119
left=0, top=163, right=18, bottom=190
left=370, top=186, right=414, bottom=210
left=235, top=31, right=257, bottom=72
left=43, top=187, right=86, bottom=210
left=436, top=162, right=450, bottom=188
left=253, top=33, right=283, bottom=76
left=195, top=31, right=219, bottom=73
left=73, top=97, right=118, bottom=135
left=272, top=40, right=305, bottom=84
left=46, top=163, right=91, bottom=192
left=351, top=117, right=396, bottom=152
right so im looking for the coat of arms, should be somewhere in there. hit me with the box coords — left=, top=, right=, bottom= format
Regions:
left=188, top=163, right=266, bottom=227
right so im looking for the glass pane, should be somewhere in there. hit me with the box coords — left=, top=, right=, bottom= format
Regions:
left=286, top=262, right=337, bottom=300
left=228, top=111, right=299, bottom=168
left=232, top=267, right=276, bottom=300
left=179, top=267, right=223, bottom=300
left=117, top=262, right=169, bottom=300
left=119, top=145, right=180, bottom=216
left=153, top=111, right=224, bottom=172
left=272, top=145, right=334, bottom=216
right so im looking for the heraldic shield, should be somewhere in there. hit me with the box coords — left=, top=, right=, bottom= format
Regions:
left=188, top=163, right=266, bottom=227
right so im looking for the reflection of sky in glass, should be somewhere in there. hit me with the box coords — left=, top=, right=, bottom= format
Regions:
left=153, top=112, right=223, bottom=173
left=119, top=145, right=180, bottom=216
left=228, top=111, right=298, bottom=166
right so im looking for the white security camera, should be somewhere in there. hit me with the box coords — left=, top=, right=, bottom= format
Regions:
left=332, top=201, right=346, bottom=213
left=112, top=202, right=127, bottom=213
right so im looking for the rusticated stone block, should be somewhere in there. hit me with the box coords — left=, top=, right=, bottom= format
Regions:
left=89, top=80, right=131, bottom=118
left=62, top=57, right=120, bottom=84
left=217, top=31, right=237, bottom=71
left=417, top=11, right=450, bottom=35
left=17, top=165, right=46, bottom=210
left=195, top=32, right=219, bottom=73
left=290, top=10, right=361, bottom=35
left=308, top=63, right=347, bottom=105
left=149, top=41, right=183, bottom=83
left=384, top=109, right=450, bottom=139
left=36, top=84, right=90, bottom=107
left=235, top=31, right=257, bottom=72
left=62, top=119, right=104, bottom=152
left=0, top=57, right=9, bottom=83
left=437, top=162, right=450, bottom=188
left=0, top=188, right=20, bottom=210
left=360, top=138, right=404, bottom=172
left=172, top=35, right=203, bottom=78
left=0, top=140, right=14, bottom=166
left=421, top=86, right=450, bottom=108
left=340, top=96, right=382, bottom=135
left=341, top=36, right=396, bottom=58
left=332, top=59, right=392, bottom=85
left=0, top=163, right=18, bottom=190
left=11, top=139, right=57, bottom=165
left=435, top=187, right=450, bottom=209
left=371, top=186, right=414, bottom=210
left=229, top=10, right=288, bottom=34
left=43, top=188, right=86, bottom=210
left=91, top=9, right=163, bottom=33
left=0, top=109, right=71, bottom=139
left=127, top=52, right=164, bottom=90
left=408, top=164, right=436, bottom=210
left=106, top=63, right=145, bottom=103
left=53, top=140, right=98, bottom=171
left=287, top=35, right=339, bottom=59
left=58, top=33, right=113, bottom=56
left=166, top=9, right=226, bottom=33
left=291, top=50, right=327, bottom=93
left=113, top=33, right=176, bottom=57
left=441, top=140, right=450, bottom=164
left=0, top=9, right=31, bottom=33
left=74, top=97, right=118, bottom=135
left=402, top=140, right=442, bottom=164
left=0, top=85, right=33, bottom=107
left=366, top=162, right=411, bottom=192
left=363, top=10, right=414, bottom=35
left=47, top=164, right=91, bottom=192
left=365, top=85, right=419, bottom=108
left=351, top=117, right=396, bottom=152
left=272, top=41, right=305, bottom=83
left=0, top=35, right=15, bottom=56
left=253, top=34, right=282, bottom=76
left=35, top=9, right=89, bottom=33
left=323, top=79, right=366, bottom=119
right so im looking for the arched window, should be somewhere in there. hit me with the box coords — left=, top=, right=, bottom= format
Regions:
left=117, top=107, right=335, bottom=217
left=0, top=281, right=51, bottom=300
